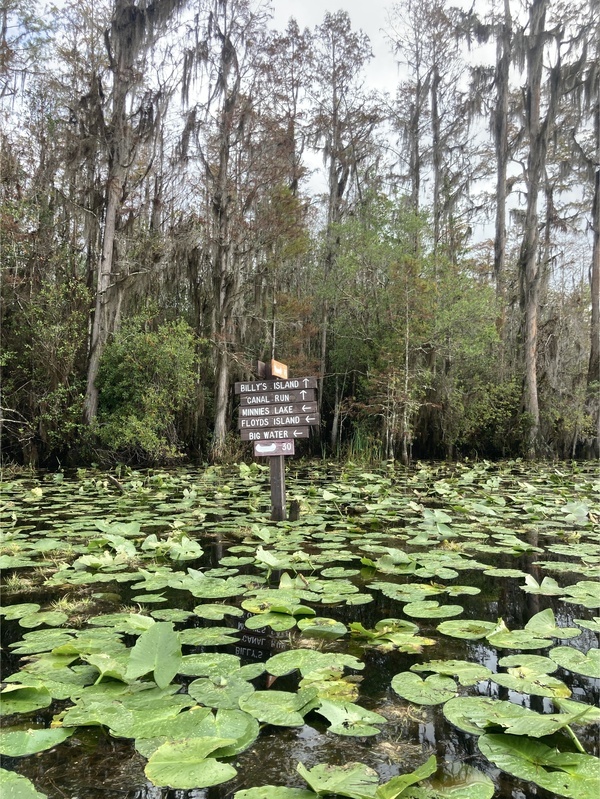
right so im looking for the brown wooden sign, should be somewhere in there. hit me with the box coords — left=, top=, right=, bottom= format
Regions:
left=253, top=440, right=295, bottom=457
left=238, top=413, right=319, bottom=430
left=239, top=402, right=317, bottom=418
left=234, top=377, right=317, bottom=394
left=239, top=426, right=310, bottom=441
left=239, top=389, right=316, bottom=406
left=236, top=364, right=318, bottom=520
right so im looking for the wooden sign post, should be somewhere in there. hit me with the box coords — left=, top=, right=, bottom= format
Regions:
left=235, top=366, right=318, bottom=520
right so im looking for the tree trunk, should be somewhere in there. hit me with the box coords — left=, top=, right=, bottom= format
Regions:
left=587, top=93, right=600, bottom=456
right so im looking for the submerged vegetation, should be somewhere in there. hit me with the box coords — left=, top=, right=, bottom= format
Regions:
left=0, top=460, right=599, bottom=798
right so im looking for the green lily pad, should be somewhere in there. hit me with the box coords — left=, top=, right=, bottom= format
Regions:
left=144, top=738, right=237, bottom=788
left=408, top=761, right=494, bottom=799
left=0, top=727, right=74, bottom=756
left=125, top=622, right=182, bottom=688
left=234, top=789, right=316, bottom=799
left=0, top=768, right=47, bottom=798
left=524, top=608, right=581, bottom=640
left=179, top=627, right=239, bottom=645
left=245, top=612, right=297, bottom=631
left=574, top=617, right=600, bottom=633
left=297, top=761, right=379, bottom=799
left=178, top=653, right=241, bottom=677
left=0, top=685, right=52, bottom=716
left=0, top=603, right=41, bottom=620
left=392, top=672, right=457, bottom=705
left=478, top=734, right=600, bottom=798
left=410, top=659, right=492, bottom=686
left=315, top=699, right=387, bottom=736
left=402, top=601, right=463, bottom=619
left=239, top=687, right=319, bottom=726
left=188, top=674, right=255, bottom=709
left=549, top=646, right=600, bottom=678
left=437, top=619, right=497, bottom=640
left=193, top=603, right=244, bottom=620
left=297, top=617, right=348, bottom=639
left=560, top=580, right=600, bottom=609
left=265, top=649, right=363, bottom=677
left=443, top=696, right=585, bottom=737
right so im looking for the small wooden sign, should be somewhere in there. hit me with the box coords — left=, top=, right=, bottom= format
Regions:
left=234, top=377, right=318, bottom=393
left=239, top=389, right=316, bottom=406
left=270, top=359, right=288, bottom=379
left=240, top=426, right=310, bottom=441
left=253, top=440, right=295, bottom=457
left=238, top=412, right=320, bottom=430
left=239, top=402, right=317, bottom=418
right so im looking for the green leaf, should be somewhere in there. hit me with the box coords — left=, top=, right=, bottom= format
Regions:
left=125, top=622, right=182, bottom=688
left=315, top=699, right=387, bottom=736
left=0, top=727, right=74, bottom=756
left=144, top=738, right=237, bottom=788
left=391, top=672, right=457, bottom=705
left=297, top=761, right=379, bottom=799
left=375, top=755, right=437, bottom=798
left=239, top=688, right=319, bottom=726
left=443, top=696, right=585, bottom=737
left=265, top=649, right=363, bottom=677
left=412, top=761, right=494, bottom=799
left=0, top=685, right=52, bottom=717
left=524, top=608, right=581, bottom=640
left=0, top=768, right=47, bottom=798
left=188, top=675, right=255, bottom=709
left=410, top=659, right=492, bottom=686
left=436, top=619, right=497, bottom=640
left=478, top=734, right=600, bottom=798
left=234, top=789, right=316, bottom=799
left=297, top=617, right=348, bottom=639
left=549, top=646, right=600, bottom=678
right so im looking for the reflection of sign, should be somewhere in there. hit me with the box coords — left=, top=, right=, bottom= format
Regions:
left=240, top=427, right=309, bottom=441
left=254, top=440, right=295, bottom=457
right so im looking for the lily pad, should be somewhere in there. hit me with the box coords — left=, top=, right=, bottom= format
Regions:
left=297, top=762, right=379, bottom=799
left=443, top=696, right=585, bottom=737
left=437, top=619, right=497, bottom=640
left=0, top=768, right=47, bottom=798
left=410, top=659, right=492, bottom=686
left=0, top=727, right=74, bottom=756
left=239, top=687, right=319, bottom=726
left=402, top=601, right=464, bottom=619
left=297, top=617, right=348, bottom=639
left=0, top=685, right=52, bottom=716
left=391, top=672, right=457, bottom=705
left=478, top=733, right=600, bottom=798
left=410, top=761, right=495, bottom=799
left=315, top=699, right=387, bottom=736
left=549, top=646, right=600, bottom=678
left=188, top=674, right=255, bottom=709
left=265, top=649, right=364, bottom=677
left=144, top=738, right=237, bottom=788
left=234, top=789, right=316, bottom=799
left=125, top=622, right=182, bottom=688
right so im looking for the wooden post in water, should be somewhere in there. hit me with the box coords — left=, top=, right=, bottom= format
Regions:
left=270, top=455, right=287, bottom=520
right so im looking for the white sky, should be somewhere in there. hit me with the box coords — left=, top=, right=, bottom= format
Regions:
left=269, top=0, right=400, bottom=94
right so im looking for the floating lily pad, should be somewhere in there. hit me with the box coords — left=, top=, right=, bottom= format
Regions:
left=403, top=601, right=463, bottom=619
left=443, top=696, right=584, bottom=737
left=18, top=610, right=69, bottom=628
left=0, top=603, right=41, bottom=620
left=125, top=622, right=182, bottom=688
left=297, top=761, right=379, bottom=799
left=413, top=761, right=495, bottom=799
left=297, top=617, right=348, bottom=639
left=315, top=698, right=387, bottom=736
left=265, top=649, right=364, bottom=677
left=234, top=789, right=316, bottom=799
left=188, top=674, right=255, bottom=709
left=411, top=659, right=492, bottom=686
left=0, top=685, right=52, bottom=716
left=239, top=687, right=319, bottom=726
left=478, top=734, right=600, bottom=799
left=0, top=768, right=47, bottom=798
left=193, top=603, right=244, bottom=620
left=178, top=653, right=242, bottom=677
left=179, top=627, right=239, bottom=645
left=549, top=646, right=600, bottom=678
left=392, top=672, right=457, bottom=705
left=145, top=738, right=237, bottom=788
left=0, top=727, right=74, bottom=756
left=437, top=619, right=497, bottom=640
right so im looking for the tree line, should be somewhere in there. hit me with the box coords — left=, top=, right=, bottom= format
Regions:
left=1, top=0, right=598, bottom=466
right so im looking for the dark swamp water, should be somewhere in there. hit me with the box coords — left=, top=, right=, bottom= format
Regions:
left=0, top=460, right=598, bottom=799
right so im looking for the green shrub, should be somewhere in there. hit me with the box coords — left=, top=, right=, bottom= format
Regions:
left=96, top=318, right=198, bottom=462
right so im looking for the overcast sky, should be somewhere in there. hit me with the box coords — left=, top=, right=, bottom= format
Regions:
left=270, top=0, right=400, bottom=94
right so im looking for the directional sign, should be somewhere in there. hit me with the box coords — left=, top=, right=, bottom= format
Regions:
left=239, top=402, right=317, bottom=419
left=234, top=377, right=318, bottom=394
left=239, top=389, right=316, bottom=406
left=254, top=440, right=295, bottom=457
left=270, top=359, right=288, bottom=379
left=240, top=427, right=310, bottom=441
left=238, top=413, right=319, bottom=430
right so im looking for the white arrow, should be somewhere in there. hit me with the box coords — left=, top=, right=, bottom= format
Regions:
left=293, top=429, right=303, bottom=437
left=302, top=404, right=311, bottom=412
left=305, top=415, right=315, bottom=424
left=300, top=390, right=307, bottom=399
left=302, top=378, right=309, bottom=387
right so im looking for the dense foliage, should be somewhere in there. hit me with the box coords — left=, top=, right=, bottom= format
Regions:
left=0, top=0, right=598, bottom=465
